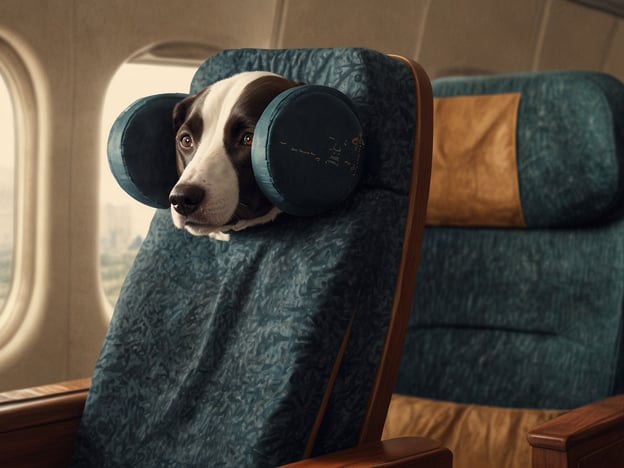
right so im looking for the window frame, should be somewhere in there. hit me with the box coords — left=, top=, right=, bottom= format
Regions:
left=0, top=58, right=15, bottom=310
left=0, top=36, right=40, bottom=351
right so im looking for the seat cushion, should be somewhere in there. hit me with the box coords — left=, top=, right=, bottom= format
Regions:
left=396, top=222, right=624, bottom=409
left=383, top=394, right=566, bottom=468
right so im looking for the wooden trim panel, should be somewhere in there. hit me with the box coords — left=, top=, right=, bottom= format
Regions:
left=0, top=378, right=90, bottom=468
left=528, top=394, right=624, bottom=468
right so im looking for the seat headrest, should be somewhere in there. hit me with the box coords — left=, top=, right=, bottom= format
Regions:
left=428, top=71, right=624, bottom=228
left=106, top=48, right=419, bottom=216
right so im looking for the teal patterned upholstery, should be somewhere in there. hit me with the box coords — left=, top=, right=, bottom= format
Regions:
left=395, top=71, right=624, bottom=409
left=71, top=49, right=422, bottom=467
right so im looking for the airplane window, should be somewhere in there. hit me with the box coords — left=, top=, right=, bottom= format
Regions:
left=0, top=71, right=15, bottom=310
left=99, top=63, right=196, bottom=305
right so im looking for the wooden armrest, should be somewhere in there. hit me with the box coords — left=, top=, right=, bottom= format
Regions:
left=527, top=393, right=624, bottom=468
left=280, top=437, right=452, bottom=467
left=0, top=381, right=451, bottom=468
left=0, top=378, right=90, bottom=468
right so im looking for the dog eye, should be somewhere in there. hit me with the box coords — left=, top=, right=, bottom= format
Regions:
left=179, top=133, right=193, bottom=149
left=241, top=133, right=253, bottom=146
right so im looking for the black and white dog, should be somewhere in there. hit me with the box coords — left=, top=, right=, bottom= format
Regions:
left=169, top=71, right=301, bottom=237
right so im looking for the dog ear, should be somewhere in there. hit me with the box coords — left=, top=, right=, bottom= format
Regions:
left=172, top=94, right=198, bottom=132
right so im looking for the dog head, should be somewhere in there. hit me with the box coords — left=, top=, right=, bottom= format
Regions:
left=169, top=71, right=301, bottom=236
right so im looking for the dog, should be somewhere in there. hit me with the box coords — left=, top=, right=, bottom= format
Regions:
left=169, top=71, right=301, bottom=238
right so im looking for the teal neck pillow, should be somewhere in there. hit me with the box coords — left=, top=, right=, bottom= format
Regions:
left=107, top=79, right=364, bottom=219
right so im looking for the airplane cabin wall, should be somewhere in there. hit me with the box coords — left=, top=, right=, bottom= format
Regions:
left=0, top=0, right=621, bottom=391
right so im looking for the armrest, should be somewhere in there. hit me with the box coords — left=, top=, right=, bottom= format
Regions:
left=0, top=378, right=90, bottom=468
left=527, top=394, right=624, bottom=468
left=0, top=382, right=452, bottom=468
left=280, top=437, right=452, bottom=467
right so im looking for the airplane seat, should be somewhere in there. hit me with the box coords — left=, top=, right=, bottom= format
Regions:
left=66, top=48, right=443, bottom=467
left=383, top=70, right=624, bottom=468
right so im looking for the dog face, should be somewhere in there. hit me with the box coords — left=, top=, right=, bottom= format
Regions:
left=169, top=71, right=300, bottom=236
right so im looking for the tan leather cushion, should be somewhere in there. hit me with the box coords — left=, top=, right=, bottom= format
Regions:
left=383, top=394, right=566, bottom=468
left=428, top=93, right=525, bottom=227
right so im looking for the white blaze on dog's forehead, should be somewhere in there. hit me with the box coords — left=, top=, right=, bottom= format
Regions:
left=187, top=71, right=279, bottom=159
left=200, top=71, right=281, bottom=131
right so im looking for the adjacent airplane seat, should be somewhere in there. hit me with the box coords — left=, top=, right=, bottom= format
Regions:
left=67, top=48, right=442, bottom=467
left=383, top=70, right=624, bottom=468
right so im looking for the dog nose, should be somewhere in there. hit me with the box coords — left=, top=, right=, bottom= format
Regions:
left=169, top=183, right=205, bottom=216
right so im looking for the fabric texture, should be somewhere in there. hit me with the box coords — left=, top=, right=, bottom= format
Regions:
left=383, top=394, right=565, bottom=468
left=428, top=93, right=523, bottom=227
left=397, top=222, right=624, bottom=409
left=396, top=71, right=624, bottom=410
left=71, top=48, right=420, bottom=467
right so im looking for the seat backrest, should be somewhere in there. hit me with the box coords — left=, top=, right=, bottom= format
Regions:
left=71, top=48, right=432, bottom=467
left=395, top=70, right=624, bottom=410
